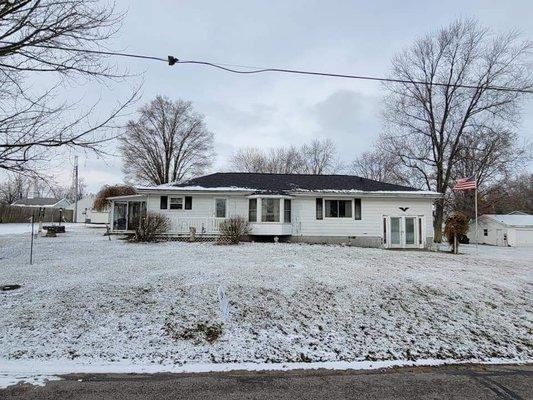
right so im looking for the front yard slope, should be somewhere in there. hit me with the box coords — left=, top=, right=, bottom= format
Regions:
left=1, top=227, right=531, bottom=365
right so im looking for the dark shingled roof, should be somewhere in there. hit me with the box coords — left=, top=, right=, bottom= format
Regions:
left=175, top=173, right=417, bottom=193
left=12, top=197, right=61, bottom=206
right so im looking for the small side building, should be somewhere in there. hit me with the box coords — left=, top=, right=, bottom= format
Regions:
left=68, top=195, right=110, bottom=224
left=468, top=214, right=533, bottom=247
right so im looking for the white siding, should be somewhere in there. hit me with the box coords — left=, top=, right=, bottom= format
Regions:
left=509, top=228, right=533, bottom=247
left=292, top=197, right=433, bottom=239
left=69, top=195, right=110, bottom=224
left=144, top=192, right=435, bottom=244
left=146, top=193, right=248, bottom=233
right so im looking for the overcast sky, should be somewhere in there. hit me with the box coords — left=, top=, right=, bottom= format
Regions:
left=45, top=0, right=533, bottom=192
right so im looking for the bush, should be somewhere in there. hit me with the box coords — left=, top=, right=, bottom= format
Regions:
left=131, top=212, right=170, bottom=242
left=218, top=216, right=250, bottom=244
left=93, top=184, right=136, bottom=212
left=444, top=211, right=469, bottom=253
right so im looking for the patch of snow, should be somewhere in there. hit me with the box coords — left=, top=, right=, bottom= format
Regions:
left=0, top=223, right=81, bottom=236
left=0, top=357, right=527, bottom=389
left=0, top=227, right=531, bottom=388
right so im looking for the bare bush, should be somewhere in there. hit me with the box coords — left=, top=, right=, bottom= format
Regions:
left=131, top=212, right=170, bottom=242
left=218, top=217, right=251, bottom=244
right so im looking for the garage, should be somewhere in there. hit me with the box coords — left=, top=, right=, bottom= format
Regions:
left=468, top=213, right=533, bottom=247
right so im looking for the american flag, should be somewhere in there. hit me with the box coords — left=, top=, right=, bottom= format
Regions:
left=453, top=177, right=477, bottom=191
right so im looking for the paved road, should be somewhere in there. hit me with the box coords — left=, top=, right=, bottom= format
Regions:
left=1, top=364, right=531, bottom=400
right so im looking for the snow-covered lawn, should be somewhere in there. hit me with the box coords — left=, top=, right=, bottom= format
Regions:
left=0, top=226, right=531, bottom=384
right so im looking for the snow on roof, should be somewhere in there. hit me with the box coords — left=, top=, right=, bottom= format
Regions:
left=12, top=197, right=64, bottom=207
left=135, top=173, right=441, bottom=197
left=484, top=214, right=533, bottom=227
left=136, top=185, right=256, bottom=192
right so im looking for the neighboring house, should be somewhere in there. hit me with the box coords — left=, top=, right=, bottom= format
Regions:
left=467, top=214, right=533, bottom=247
left=108, top=172, right=441, bottom=248
left=67, top=195, right=110, bottom=224
left=12, top=197, right=70, bottom=209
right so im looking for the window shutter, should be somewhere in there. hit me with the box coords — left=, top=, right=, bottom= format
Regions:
left=354, top=199, right=361, bottom=220
left=160, top=196, right=168, bottom=209
left=316, top=198, right=323, bottom=220
left=185, top=196, right=192, bottom=210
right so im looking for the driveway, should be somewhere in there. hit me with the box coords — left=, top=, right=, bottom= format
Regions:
left=2, top=364, right=531, bottom=400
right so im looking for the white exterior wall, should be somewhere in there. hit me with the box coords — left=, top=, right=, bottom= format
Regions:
left=508, top=228, right=533, bottom=247
left=292, top=196, right=433, bottom=239
left=140, top=192, right=436, bottom=247
left=145, top=193, right=248, bottom=233
left=70, top=195, right=110, bottom=224
left=469, top=219, right=500, bottom=246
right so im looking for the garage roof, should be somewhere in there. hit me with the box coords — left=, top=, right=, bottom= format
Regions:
left=485, top=214, right=533, bottom=228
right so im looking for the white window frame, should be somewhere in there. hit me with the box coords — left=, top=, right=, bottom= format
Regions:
left=324, top=198, right=353, bottom=219
left=169, top=197, right=184, bottom=210
left=261, top=197, right=281, bottom=223
left=214, top=198, right=227, bottom=218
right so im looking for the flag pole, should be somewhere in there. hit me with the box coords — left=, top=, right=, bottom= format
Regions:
left=474, top=183, right=478, bottom=253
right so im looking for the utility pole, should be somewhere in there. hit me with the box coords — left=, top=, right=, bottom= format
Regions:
left=74, top=156, right=79, bottom=223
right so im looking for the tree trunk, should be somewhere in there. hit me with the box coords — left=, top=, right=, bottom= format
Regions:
left=433, top=198, right=444, bottom=242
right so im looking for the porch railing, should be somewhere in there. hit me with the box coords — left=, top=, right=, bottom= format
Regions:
left=170, top=217, right=224, bottom=235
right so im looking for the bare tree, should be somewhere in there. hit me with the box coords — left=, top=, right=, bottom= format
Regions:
left=230, top=146, right=305, bottom=173
left=483, top=173, right=533, bottom=215
left=301, top=139, right=340, bottom=174
left=49, top=178, right=88, bottom=202
left=0, top=0, right=138, bottom=175
left=120, top=96, right=214, bottom=185
left=381, top=19, right=532, bottom=241
left=0, top=172, right=87, bottom=203
left=350, top=145, right=414, bottom=187
left=229, top=139, right=339, bottom=174
left=230, top=148, right=269, bottom=173
left=0, top=173, right=30, bottom=204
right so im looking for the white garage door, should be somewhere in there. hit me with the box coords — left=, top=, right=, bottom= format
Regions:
left=515, top=229, right=533, bottom=246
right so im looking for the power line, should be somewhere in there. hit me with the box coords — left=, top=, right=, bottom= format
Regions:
left=171, top=58, right=533, bottom=94
left=3, top=42, right=533, bottom=94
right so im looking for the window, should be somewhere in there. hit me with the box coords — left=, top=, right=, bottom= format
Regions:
left=383, top=217, right=387, bottom=244
left=169, top=197, right=183, bottom=210
left=316, top=198, right=323, bottom=220
left=215, top=198, right=226, bottom=218
left=354, top=199, right=361, bottom=220
left=261, top=198, right=280, bottom=222
left=185, top=196, right=192, bottom=210
left=418, top=217, right=423, bottom=245
left=160, top=196, right=168, bottom=209
left=248, top=199, right=257, bottom=222
left=284, top=199, right=291, bottom=223
left=325, top=200, right=352, bottom=218
left=484, top=229, right=488, bottom=236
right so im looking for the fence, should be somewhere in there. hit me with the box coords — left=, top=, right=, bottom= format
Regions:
left=0, top=204, right=73, bottom=223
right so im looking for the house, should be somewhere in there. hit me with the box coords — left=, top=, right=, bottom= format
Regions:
left=67, top=195, right=110, bottom=224
left=108, top=172, right=442, bottom=249
left=12, top=197, right=70, bottom=209
left=467, top=214, right=533, bottom=247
